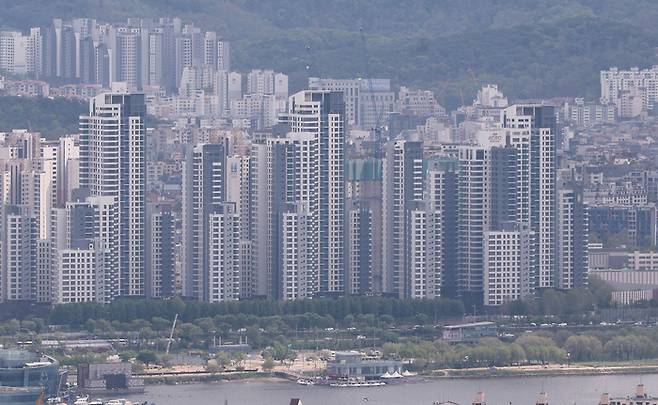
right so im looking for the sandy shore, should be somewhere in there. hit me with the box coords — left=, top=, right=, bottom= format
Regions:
left=137, top=361, right=658, bottom=386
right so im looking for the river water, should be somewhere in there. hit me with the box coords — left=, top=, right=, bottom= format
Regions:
left=110, top=374, right=658, bottom=405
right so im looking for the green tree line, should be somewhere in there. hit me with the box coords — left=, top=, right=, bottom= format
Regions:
left=49, top=296, right=466, bottom=326
left=386, top=330, right=658, bottom=371
left=0, top=96, right=85, bottom=138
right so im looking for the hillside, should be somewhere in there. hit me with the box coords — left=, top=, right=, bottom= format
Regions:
left=1, top=0, right=658, bottom=108
left=0, top=97, right=86, bottom=138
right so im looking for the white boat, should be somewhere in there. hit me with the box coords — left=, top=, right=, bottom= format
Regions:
left=297, top=378, right=316, bottom=386
left=329, top=380, right=386, bottom=388
left=74, top=396, right=90, bottom=405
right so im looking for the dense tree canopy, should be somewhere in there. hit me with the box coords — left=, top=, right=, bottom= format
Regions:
left=0, top=97, right=85, bottom=138
left=49, top=296, right=466, bottom=326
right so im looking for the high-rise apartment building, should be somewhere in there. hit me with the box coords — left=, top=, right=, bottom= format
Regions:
left=483, top=222, right=536, bottom=306
left=382, top=140, right=423, bottom=297
left=182, top=142, right=228, bottom=300
left=407, top=201, right=442, bottom=299
left=79, top=89, right=146, bottom=298
left=217, top=40, right=230, bottom=71
left=264, top=134, right=320, bottom=300
left=145, top=202, right=175, bottom=298
left=308, top=77, right=360, bottom=126
left=54, top=243, right=107, bottom=304
left=345, top=200, right=373, bottom=295
left=51, top=194, right=117, bottom=304
left=0, top=157, right=41, bottom=303
left=207, top=203, right=241, bottom=302
left=557, top=185, right=589, bottom=289
left=502, top=105, right=556, bottom=289
left=457, top=146, right=491, bottom=301
left=601, top=66, right=658, bottom=118
left=425, top=157, right=459, bottom=298
left=0, top=30, right=42, bottom=75
left=2, top=206, right=38, bottom=301
left=345, top=159, right=382, bottom=294
left=284, top=90, right=346, bottom=295
left=114, top=27, right=145, bottom=90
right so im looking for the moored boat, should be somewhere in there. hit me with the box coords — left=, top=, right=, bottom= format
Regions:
left=329, top=380, right=386, bottom=388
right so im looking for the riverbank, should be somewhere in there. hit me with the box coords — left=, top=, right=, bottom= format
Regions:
left=137, top=370, right=275, bottom=385
left=427, top=363, right=658, bottom=379
left=135, top=362, right=658, bottom=386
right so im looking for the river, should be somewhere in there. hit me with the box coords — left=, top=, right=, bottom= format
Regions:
left=109, top=374, right=658, bottom=405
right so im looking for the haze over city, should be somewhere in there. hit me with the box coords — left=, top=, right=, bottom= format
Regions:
left=1, top=1, right=658, bottom=405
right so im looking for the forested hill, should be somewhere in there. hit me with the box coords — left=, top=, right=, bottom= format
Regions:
left=0, top=97, right=86, bottom=138
left=2, top=0, right=658, bottom=108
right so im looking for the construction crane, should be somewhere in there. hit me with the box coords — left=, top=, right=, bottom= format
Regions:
left=305, top=44, right=313, bottom=74
left=465, top=67, right=480, bottom=106
left=359, top=26, right=386, bottom=131
left=165, top=313, right=178, bottom=355
left=467, top=67, right=478, bottom=85
left=358, top=25, right=386, bottom=157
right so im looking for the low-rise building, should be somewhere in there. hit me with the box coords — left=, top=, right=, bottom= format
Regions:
left=326, top=351, right=402, bottom=380
left=0, top=349, right=63, bottom=404
left=77, top=362, right=144, bottom=394
left=442, top=322, right=498, bottom=343
left=611, top=289, right=658, bottom=305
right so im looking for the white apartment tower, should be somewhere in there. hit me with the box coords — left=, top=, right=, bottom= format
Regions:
left=207, top=203, right=241, bottom=302
left=51, top=195, right=117, bottom=304
left=457, top=146, right=491, bottom=300
left=483, top=223, right=536, bottom=306
left=55, top=244, right=107, bottom=303
left=114, top=27, right=144, bottom=90
left=79, top=91, right=146, bottom=298
left=600, top=66, right=658, bottom=118
left=217, top=40, right=230, bottom=71
left=0, top=29, right=42, bottom=76
left=285, top=90, right=346, bottom=294
left=280, top=204, right=312, bottom=300
left=406, top=204, right=442, bottom=299
left=0, top=158, right=41, bottom=302
left=502, top=105, right=556, bottom=289
left=264, top=133, right=320, bottom=299
left=202, top=31, right=217, bottom=69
